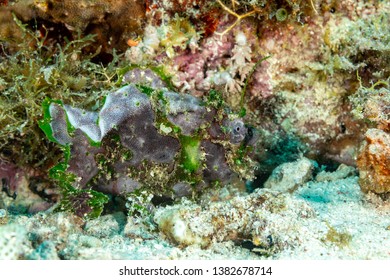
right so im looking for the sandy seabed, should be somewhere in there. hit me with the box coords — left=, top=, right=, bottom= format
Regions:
left=1, top=173, right=389, bottom=260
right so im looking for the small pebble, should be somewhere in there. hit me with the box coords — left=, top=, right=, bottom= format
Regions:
left=0, top=209, right=8, bottom=225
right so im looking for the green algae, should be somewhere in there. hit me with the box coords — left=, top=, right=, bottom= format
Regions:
left=0, top=16, right=124, bottom=169
left=38, top=130, right=109, bottom=220
left=179, top=135, right=202, bottom=173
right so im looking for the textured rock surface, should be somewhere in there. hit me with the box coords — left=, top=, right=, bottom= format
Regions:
left=0, top=224, right=30, bottom=259
left=154, top=189, right=316, bottom=250
left=357, top=129, right=390, bottom=194
left=263, top=157, right=314, bottom=193
left=1, top=174, right=390, bottom=260
left=2, top=0, right=146, bottom=55
left=0, top=209, right=7, bottom=225
left=316, top=164, right=357, bottom=182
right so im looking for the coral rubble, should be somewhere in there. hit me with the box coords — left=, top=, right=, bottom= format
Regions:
left=154, top=188, right=316, bottom=251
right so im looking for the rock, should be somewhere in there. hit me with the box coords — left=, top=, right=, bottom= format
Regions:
left=123, top=217, right=156, bottom=240
left=154, top=190, right=315, bottom=250
left=263, top=157, right=314, bottom=193
left=10, top=0, right=146, bottom=54
left=154, top=206, right=207, bottom=247
left=84, top=213, right=125, bottom=238
left=357, top=128, right=390, bottom=194
left=28, top=241, right=59, bottom=260
left=316, top=164, right=357, bottom=182
left=18, top=212, right=84, bottom=248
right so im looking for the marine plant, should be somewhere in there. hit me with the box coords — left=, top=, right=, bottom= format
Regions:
left=0, top=15, right=123, bottom=171
left=349, top=78, right=390, bottom=129
left=214, top=0, right=317, bottom=35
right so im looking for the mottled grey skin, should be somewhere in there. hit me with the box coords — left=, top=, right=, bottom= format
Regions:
left=117, top=93, right=180, bottom=165
left=47, top=68, right=257, bottom=197
left=67, top=131, right=102, bottom=187
left=49, top=103, right=72, bottom=145
left=163, top=91, right=210, bottom=136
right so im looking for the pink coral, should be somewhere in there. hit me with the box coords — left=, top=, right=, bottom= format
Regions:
left=171, top=33, right=234, bottom=95
left=248, top=60, right=273, bottom=101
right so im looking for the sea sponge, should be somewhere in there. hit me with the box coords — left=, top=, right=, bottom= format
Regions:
left=357, top=129, right=390, bottom=194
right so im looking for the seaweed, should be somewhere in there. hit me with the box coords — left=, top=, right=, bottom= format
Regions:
left=0, top=14, right=126, bottom=170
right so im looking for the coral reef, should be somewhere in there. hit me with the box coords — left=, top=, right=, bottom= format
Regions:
left=121, top=0, right=390, bottom=180
left=350, top=82, right=390, bottom=132
left=1, top=0, right=146, bottom=57
left=1, top=0, right=390, bottom=261
left=1, top=0, right=389, bottom=201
